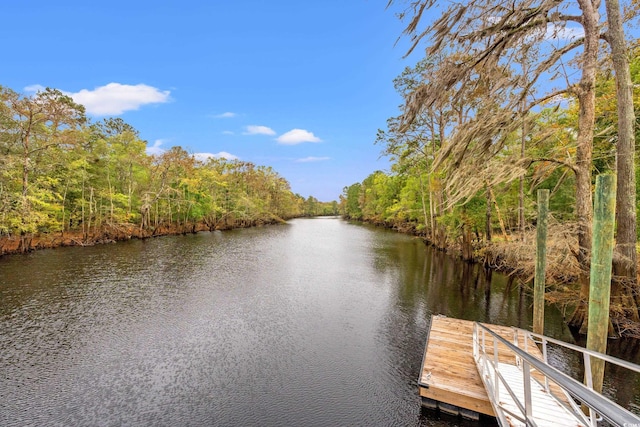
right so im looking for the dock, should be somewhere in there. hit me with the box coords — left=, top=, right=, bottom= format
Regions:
left=417, top=316, right=544, bottom=419
left=419, top=318, right=640, bottom=426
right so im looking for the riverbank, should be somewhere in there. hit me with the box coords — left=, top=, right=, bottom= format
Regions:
left=0, top=216, right=288, bottom=256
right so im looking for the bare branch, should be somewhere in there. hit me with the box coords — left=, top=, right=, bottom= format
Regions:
left=523, top=156, right=577, bottom=172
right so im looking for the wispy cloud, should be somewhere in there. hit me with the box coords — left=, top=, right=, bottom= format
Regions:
left=194, top=151, right=239, bottom=161
left=524, top=23, right=584, bottom=43
left=222, top=130, right=235, bottom=135
left=485, top=18, right=583, bottom=43
left=244, top=125, right=276, bottom=136
left=147, top=139, right=167, bottom=156
left=67, top=83, right=170, bottom=115
left=545, top=24, right=583, bottom=41
left=213, top=112, right=237, bottom=119
left=277, top=129, right=322, bottom=145
left=295, top=156, right=330, bottom=163
left=24, top=84, right=45, bottom=93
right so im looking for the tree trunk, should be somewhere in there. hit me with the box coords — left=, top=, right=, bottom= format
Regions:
left=485, top=186, right=492, bottom=241
left=81, top=171, right=86, bottom=239
left=568, top=0, right=599, bottom=333
left=604, top=0, right=639, bottom=322
left=486, top=182, right=509, bottom=242
left=21, top=129, right=31, bottom=199
left=418, top=173, right=430, bottom=234
left=519, top=70, right=527, bottom=241
left=429, top=184, right=435, bottom=237
left=461, top=222, right=473, bottom=262
left=87, top=187, right=94, bottom=242
left=519, top=176, right=525, bottom=239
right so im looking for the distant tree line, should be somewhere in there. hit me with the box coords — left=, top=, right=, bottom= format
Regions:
left=0, top=85, right=338, bottom=252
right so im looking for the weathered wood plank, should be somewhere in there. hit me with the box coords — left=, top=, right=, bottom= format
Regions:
left=419, top=383, right=496, bottom=416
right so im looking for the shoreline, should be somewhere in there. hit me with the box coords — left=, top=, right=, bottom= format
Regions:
left=0, top=217, right=288, bottom=257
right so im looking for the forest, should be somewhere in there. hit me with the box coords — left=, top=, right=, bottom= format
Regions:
left=341, top=0, right=640, bottom=335
left=0, top=85, right=338, bottom=254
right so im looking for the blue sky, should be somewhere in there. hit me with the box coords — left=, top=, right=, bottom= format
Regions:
left=2, top=1, right=417, bottom=202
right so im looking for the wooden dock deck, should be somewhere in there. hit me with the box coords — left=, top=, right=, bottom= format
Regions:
left=417, top=316, right=545, bottom=418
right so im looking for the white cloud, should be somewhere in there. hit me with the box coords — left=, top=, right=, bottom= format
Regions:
left=244, top=125, right=276, bottom=136
left=147, top=139, right=167, bottom=156
left=215, top=151, right=239, bottom=160
left=24, top=84, right=45, bottom=93
left=69, top=83, right=170, bottom=115
left=276, top=129, right=322, bottom=145
left=486, top=18, right=583, bottom=43
left=222, top=130, right=235, bottom=135
left=526, top=23, right=584, bottom=43
left=547, top=25, right=583, bottom=41
left=295, top=156, right=330, bottom=163
left=214, top=112, right=237, bottom=119
left=194, top=151, right=239, bottom=161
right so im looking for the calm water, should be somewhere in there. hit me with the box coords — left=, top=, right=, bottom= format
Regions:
left=0, top=217, right=637, bottom=426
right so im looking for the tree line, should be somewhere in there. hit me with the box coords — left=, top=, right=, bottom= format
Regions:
left=342, top=0, right=639, bottom=333
left=0, top=85, right=338, bottom=253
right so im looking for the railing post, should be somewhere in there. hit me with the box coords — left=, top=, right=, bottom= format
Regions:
left=583, top=354, right=598, bottom=427
left=584, top=353, right=593, bottom=390
left=513, top=329, right=521, bottom=368
left=523, top=359, right=533, bottom=421
left=533, top=189, right=549, bottom=335
left=482, top=328, right=486, bottom=354
left=473, top=323, right=478, bottom=359
left=494, top=338, right=499, bottom=402
left=586, top=174, right=616, bottom=394
left=542, top=337, right=550, bottom=392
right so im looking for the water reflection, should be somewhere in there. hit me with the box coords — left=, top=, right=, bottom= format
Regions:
left=0, top=217, right=637, bottom=426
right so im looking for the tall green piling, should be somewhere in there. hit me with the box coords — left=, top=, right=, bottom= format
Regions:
left=586, top=174, right=616, bottom=393
left=533, top=189, right=549, bottom=335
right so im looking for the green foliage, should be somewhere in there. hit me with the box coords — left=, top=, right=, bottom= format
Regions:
left=341, top=183, right=363, bottom=220
left=343, top=47, right=632, bottom=244
left=0, top=85, right=321, bottom=237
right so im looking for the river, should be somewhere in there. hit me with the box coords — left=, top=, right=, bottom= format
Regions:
left=1, top=217, right=638, bottom=426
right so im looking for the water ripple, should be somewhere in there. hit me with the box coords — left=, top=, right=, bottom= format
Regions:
left=0, top=218, right=582, bottom=426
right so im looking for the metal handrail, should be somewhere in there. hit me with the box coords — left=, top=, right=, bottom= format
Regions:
left=523, top=328, right=640, bottom=375
left=473, top=322, right=640, bottom=427
left=523, top=326, right=640, bottom=426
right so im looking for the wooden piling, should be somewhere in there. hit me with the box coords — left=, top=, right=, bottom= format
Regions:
left=586, top=174, right=616, bottom=393
left=533, top=189, right=549, bottom=335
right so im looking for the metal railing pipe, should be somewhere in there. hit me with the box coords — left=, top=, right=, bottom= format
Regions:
left=475, top=322, right=640, bottom=427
